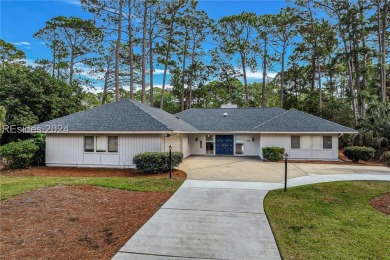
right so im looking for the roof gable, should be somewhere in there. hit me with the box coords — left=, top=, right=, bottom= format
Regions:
left=175, top=108, right=286, bottom=131
left=31, top=99, right=197, bottom=132
left=251, top=109, right=356, bottom=133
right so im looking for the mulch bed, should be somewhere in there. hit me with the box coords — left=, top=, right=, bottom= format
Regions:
left=0, top=185, right=173, bottom=259
left=1, top=167, right=186, bottom=179
left=369, top=192, right=390, bottom=215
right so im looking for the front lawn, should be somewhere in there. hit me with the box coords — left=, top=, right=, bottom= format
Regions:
left=264, top=181, right=390, bottom=259
left=0, top=169, right=185, bottom=259
left=0, top=174, right=184, bottom=200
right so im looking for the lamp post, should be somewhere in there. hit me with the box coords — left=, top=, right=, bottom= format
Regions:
left=169, top=145, right=172, bottom=179
left=284, top=152, right=288, bottom=192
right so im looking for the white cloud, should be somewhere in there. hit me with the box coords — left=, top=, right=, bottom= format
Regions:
left=63, top=0, right=81, bottom=5
left=246, top=71, right=278, bottom=79
left=13, top=41, right=30, bottom=46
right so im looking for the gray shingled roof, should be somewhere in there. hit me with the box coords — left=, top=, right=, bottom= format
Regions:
left=29, top=99, right=197, bottom=132
left=176, top=108, right=356, bottom=133
left=175, top=108, right=286, bottom=131
left=251, top=109, right=356, bottom=133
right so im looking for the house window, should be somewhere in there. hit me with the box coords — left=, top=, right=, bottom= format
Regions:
left=235, top=135, right=245, bottom=154
left=84, top=136, right=95, bottom=152
left=206, top=135, right=214, bottom=154
left=96, top=136, right=107, bottom=152
left=323, top=136, right=332, bottom=149
left=108, top=136, right=119, bottom=152
left=291, top=136, right=300, bottom=149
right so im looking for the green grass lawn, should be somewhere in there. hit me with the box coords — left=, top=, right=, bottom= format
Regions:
left=0, top=175, right=184, bottom=200
left=264, top=181, right=390, bottom=259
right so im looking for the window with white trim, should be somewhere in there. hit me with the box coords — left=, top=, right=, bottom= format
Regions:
left=108, top=136, right=119, bottom=152
left=84, top=136, right=94, bottom=152
left=291, top=136, right=300, bottom=149
left=84, top=136, right=119, bottom=153
left=323, top=136, right=332, bottom=149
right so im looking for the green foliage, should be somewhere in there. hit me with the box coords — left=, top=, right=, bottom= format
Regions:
left=31, top=134, right=46, bottom=166
left=133, top=152, right=183, bottom=173
left=262, top=146, right=285, bottom=161
left=0, top=139, right=39, bottom=169
left=380, top=151, right=390, bottom=167
left=0, top=39, right=26, bottom=63
left=343, top=146, right=375, bottom=163
left=0, top=63, right=84, bottom=143
left=353, top=102, right=390, bottom=158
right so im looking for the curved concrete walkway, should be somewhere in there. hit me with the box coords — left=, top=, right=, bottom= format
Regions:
left=113, top=161, right=390, bottom=260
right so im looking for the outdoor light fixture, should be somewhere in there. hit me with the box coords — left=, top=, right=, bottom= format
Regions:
left=166, top=134, right=171, bottom=137
left=252, top=138, right=255, bottom=142
left=195, top=137, right=198, bottom=141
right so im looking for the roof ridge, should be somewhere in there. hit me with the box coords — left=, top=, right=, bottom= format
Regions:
left=127, top=99, right=172, bottom=130
left=249, top=110, right=290, bottom=131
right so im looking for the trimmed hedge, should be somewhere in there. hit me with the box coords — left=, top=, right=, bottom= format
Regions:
left=343, top=146, right=375, bottom=163
left=262, top=146, right=285, bottom=161
left=133, top=152, right=183, bottom=174
left=0, top=139, right=39, bottom=169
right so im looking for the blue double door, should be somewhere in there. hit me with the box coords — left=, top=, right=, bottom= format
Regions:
left=216, top=135, right=234, bottom=155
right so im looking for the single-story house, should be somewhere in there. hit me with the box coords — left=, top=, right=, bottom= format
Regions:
left=28, top=99, right=357, bottom=168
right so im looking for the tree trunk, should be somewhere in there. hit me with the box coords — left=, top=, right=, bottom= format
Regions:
left=115, top=0, right=123, bottom=102
left=180, top=35, right=188, bottom=111
left=102, top=67, right=110, bottom=104
left=141, top=0, right=147, bottom=103
left=69, top=47, right=75, bottom=85
left=280, top=47, right=286, bottom=109
left=149, top=7, right=154, bottom=106
left=160, top=26, right=173, bottom=109
left=52, top=44, right=56, bottom=78
left=380, top=0, right=388, bottom=102
left=318, top=57, right=322, bottom=117
left=240, top=52, right=249, bottom=103
left=128, top=0, right=134, bottom=99
left=261, top=37, right=267, bottom=107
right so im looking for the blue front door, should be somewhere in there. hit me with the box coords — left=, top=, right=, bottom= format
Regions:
left=216, top=135, right=234, bottom=155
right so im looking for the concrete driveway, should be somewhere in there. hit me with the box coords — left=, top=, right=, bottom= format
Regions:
left=179, top=156, right=390, bottom=182
left=114, top=186, right=280, bottom=260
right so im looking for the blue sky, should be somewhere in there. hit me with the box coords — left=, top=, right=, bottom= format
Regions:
left=1, top=0, right=288, bottom=90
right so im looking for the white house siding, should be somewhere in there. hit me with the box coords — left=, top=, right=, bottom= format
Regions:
left=181, top=134, right=191, bottom=158
left=119, top=134, right=161, bottom=166
left=46, top=134, right=83, bottom=165
left=190, top=134, right=206, bottom=155
left=46, top=134, right=161, bottom=168
left=260, top=134, right=338, bottom=160
left=242, top=134, right=260, bottom=156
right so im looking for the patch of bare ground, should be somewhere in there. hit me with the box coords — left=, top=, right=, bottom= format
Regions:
left=1, top=166, right=186, bottom=179
left=0, top=185, right=172, bottom=259
left=370, top=192, right=390, bottom=215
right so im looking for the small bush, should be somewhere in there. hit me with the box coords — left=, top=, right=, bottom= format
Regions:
left=379, top=151, right=390, bottom=167
left=133, top=152, right=183, bottom=173
left=31, top=134, right=46, bottom=166
left=0, top=139, right=39, bottom=169
left=343, top=146, right=375, bottom=163
left=262, top=146, right=285, bottom=161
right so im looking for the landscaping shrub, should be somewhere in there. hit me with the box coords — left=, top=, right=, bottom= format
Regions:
left=0, top=139, right=39, bottom=169
left=262, top=146, right=285, bottom=161
left=379, top=151, right=390, bottom=167
left=133, top=152, right=183, bottom=173
left=343, top=146, right=375, bottom=163
left=31, top=134, right=46, bottom=166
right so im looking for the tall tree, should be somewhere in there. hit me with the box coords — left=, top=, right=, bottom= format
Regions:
left=34, top=16, right=103, bottom=85
left=0, top=39, right=26, bottom=63
left=272, top=7, right=298, bottom=109
left=215, top=12, right=258, bottom=103
left=158, top=0, right=189, bottom=109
